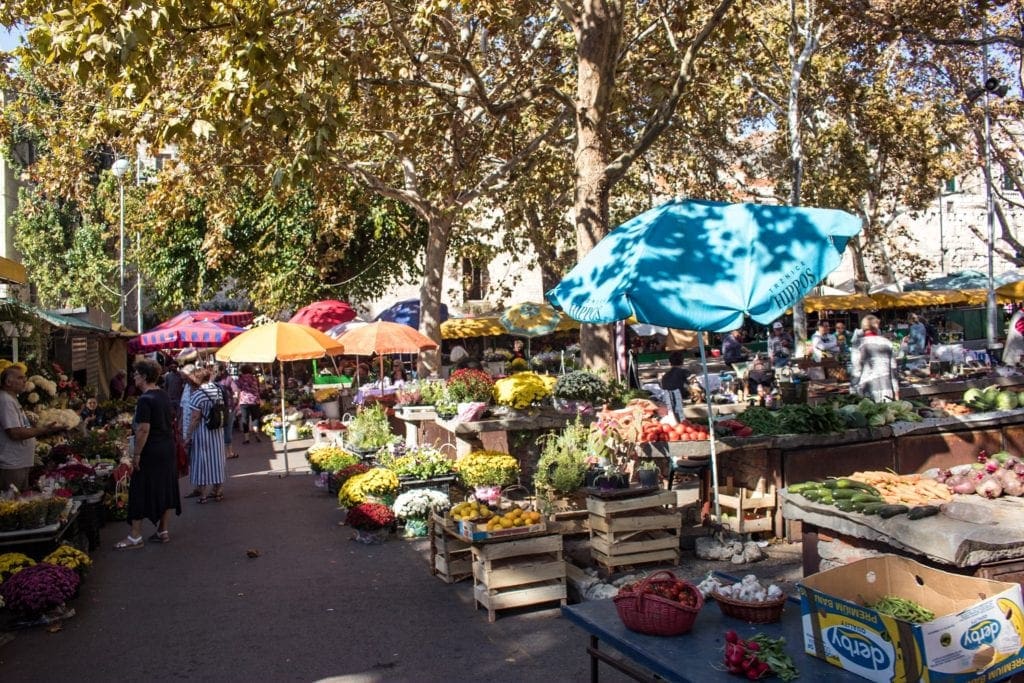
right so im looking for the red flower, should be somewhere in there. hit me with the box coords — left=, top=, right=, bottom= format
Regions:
left=345, top=502, right=395, bottom=531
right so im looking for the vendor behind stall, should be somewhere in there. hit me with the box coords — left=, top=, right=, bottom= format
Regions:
left=767, top=322, right=792, bottom=368
left=722, top=329, right=750, bottom=364
left=660, top=351, right=691, bottom=399
left=810, top=321, right=839, bottom=362
left=746, top=357, right=774, bottom=396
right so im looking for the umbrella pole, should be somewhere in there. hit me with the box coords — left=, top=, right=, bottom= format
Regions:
left=697, top=334, right=721, bottom=522
left=280, top=362, right=289, bottom=476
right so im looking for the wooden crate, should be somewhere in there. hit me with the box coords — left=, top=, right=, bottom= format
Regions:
left=588, top=489, right=681, bottom=576
left=471, top=533, right=567, bottom=622
left=716, top=477, right=776, bottom=534
left=430, top=513, right=472, bottom=584
left=547, top=509, right=590, bottom=536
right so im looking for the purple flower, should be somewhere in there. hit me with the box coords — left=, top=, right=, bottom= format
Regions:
left=0, top=562, right=79, bottom=614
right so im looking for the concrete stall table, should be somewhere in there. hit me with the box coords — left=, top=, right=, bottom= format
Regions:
left=394, top=405, right=438, bottom=447
left=433, top=412, right=578, bottom=458
left=780, top=489, right=1024, bottom=580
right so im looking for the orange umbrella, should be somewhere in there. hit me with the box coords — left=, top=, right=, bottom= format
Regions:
left=215, top=322, right=345, bottom=473
left=335, top=321, right=438, bottom=382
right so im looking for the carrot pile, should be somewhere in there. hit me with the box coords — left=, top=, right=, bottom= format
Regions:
left=846, top=471, right=953, bottom=505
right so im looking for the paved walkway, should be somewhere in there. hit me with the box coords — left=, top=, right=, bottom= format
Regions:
left=0, top=436, right=602, bottom=682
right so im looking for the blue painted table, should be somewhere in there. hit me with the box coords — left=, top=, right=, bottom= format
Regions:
left=562, top=596, right=865, bottom=683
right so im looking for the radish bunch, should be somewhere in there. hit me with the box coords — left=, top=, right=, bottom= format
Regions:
left=722, top=631, right=799, bottom=681
left=935, top=450, right=1024, bottom=498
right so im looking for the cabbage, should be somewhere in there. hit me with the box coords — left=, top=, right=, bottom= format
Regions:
left=963, top=388, right=984, bottom=404
left=996, top=391, right=1019, bottom=411
left=868, top=413, right=886, bottom=427
left=839, top=405, right=867, bottom=428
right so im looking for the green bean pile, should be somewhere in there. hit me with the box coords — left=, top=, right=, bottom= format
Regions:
left=867, top=596, right=935, bottom=623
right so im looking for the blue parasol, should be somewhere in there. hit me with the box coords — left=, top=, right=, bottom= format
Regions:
left=374, top=298, right=449, bottom=330
left=546, top=199, right=862, bottom=519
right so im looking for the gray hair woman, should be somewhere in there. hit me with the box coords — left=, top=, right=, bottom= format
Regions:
left=850, top=315, right=900, bottom=402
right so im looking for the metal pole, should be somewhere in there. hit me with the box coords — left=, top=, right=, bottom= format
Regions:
left=136, top=232, right=142, bottom=332
left=937, top=188, right=945, bottom=274
left=118, top=179, right=126, bottom=327
left=982, top=17, right=998, bottom=350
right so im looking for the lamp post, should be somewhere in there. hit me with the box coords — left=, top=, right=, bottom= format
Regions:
left=111, top=157, right=130, bottom=328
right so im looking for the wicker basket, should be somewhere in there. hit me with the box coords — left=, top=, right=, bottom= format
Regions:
left=711, top=590, right=786, bottom=624
left=613, top=570, right=704, bottom=636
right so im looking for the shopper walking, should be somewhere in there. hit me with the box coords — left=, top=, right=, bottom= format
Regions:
left=115, top=359, right=181, bottom=549
left=184, top=367, right=226, bottom=503
left=236, top=365, right=262, bottom=444
left=851, top=315, right=900, bottom=402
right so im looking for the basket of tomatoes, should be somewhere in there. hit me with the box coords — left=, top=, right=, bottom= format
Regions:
left=613, top=570, right=704, bottom=636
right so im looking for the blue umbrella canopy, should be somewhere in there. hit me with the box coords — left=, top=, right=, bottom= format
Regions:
left=546, top=199, right=862, bottom=523
left=546, top=199, right=862, bottom=333
left=374, top=298, right=449, bottom=330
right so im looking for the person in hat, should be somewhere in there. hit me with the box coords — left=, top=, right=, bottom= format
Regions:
left=767, top=322, right=793, bottom=369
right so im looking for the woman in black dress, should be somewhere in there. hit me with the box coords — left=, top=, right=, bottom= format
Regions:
left=114, top=358, right=182, bottom=549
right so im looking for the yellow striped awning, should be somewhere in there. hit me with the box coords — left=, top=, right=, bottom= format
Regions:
left=997, top=281, right=1024, bottom=302
left=0, top=256, right=27, bottom=285
left=802, top=293, right=876, bottom=312
left=440, top=316, right=504, bottom=339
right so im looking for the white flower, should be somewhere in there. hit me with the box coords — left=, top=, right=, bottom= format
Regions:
left=393, top=489, right=450, bottom=520
left=24, top=381, right=35, bottom=392
left=27, top=392, right=39, bottom=404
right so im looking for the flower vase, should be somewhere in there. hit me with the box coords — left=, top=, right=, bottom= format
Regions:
left=402, top=517, right=429, bottom=538
left=273, top=426, right=284, bottom=443
left=474, top=484, right=502, bottom=505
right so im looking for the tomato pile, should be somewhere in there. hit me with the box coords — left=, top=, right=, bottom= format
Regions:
left=639, top=419, right=710, bottom=442
left=722, top=631, right=799, bottom=681
left=622, top=577, right=700, bottom=607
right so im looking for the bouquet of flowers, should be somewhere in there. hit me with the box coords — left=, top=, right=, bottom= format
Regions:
left=445, top=369, right=495, bottom=404
left=0, top=552, right=35, bottom=584
left=313, top=387, right=340, bottom=403
left=455, top=451, right=520, bottom=487
left=0, top=562, right=79, bottom=615
left=345, top=501, right=396, bottom=531
left=493, top=372, right=557, bottom=409
left=392, top=489, right=450, bottom=520
left=338, top=467, right=400, bottom=508
left=43, top=545, right=92, bottom=575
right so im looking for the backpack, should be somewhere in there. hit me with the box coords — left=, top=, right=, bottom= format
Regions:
left=200, top=386, right=224, bottom=430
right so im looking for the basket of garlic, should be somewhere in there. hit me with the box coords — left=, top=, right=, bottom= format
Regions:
left=698, top=573, right=786, bottom=624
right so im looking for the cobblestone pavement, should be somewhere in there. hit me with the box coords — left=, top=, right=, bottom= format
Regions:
left=0, top=437, right=802, bottom=682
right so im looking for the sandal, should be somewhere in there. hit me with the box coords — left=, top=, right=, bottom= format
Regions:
left=184, top=489, right=203, bottom=498
left=210, top=488, right=224, bottom=502
left=115, top=535, right=144, bottom=550
left=227, top=452, right=239, bottom=459
left=148, top=530, right=170, bottom=543
left=197, top=496, right=208, bottom=504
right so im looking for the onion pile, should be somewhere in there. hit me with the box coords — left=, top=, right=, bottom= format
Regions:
left=934, top=450, right=1024, bottom=499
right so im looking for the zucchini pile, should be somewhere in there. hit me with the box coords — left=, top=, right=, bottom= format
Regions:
left=788, top=479, right=940, bottom=520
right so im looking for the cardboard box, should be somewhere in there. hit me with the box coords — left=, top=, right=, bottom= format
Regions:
left=798, top=555, right=1024, bottom=683
left=458, top=519, right=546, bottom=542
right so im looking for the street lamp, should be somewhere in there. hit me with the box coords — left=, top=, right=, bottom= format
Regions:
left=111, top=157, right=130, bottom=328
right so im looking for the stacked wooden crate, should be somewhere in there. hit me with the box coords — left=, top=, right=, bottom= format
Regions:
left=430, top=512, right=472, bottom=584
left=471, top=534, right=567, bottom=622
left=588, top=489, right=682, bottom=576
left=717, top=477, right=776, bottom=534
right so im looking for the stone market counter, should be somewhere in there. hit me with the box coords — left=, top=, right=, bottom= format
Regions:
left=779, top=489, right=1024, bottom=581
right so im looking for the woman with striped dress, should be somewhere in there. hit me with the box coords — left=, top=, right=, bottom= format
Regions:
left=184, top=367, right=226, bottom=503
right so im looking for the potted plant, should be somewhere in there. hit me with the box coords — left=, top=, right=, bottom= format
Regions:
left=552, top=370, right=609, bottom=413
left=338, top=467, right=400, bottom=508
left=492, top=372, right=557, bottom=411
left=43, top=545, right=93, bottom=576
left=636, top=459, right=661, bottom=488
left=455, top=451, right=520, bottom=504
left=392, top=488, right=450, bottom=538
left=0, top=562, right=80, bottom=616
left=345, top=502, right=396, bottom=544
left=445, top=369, right=495, bottom=405
left=0, top=552, right=35, bottom=583
left=344, top=404, right=396, bottom=454
left=534, top=419, right=590, bottom=511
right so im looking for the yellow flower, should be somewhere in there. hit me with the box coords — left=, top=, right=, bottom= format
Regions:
left=493, top=372, right=556, bottom=409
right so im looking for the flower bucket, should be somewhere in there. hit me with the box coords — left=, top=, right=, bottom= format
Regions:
left=474, top=485, right=502, bottom=505
left=637, top=468, right=660, bottom=488
left=286, top=424, right=300, bottom=441
left=273, top=426, right=284, bottom=442
left=322, top=401, right=340, bottom=420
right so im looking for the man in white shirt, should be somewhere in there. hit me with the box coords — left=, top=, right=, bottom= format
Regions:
left=810, top=321, right=840, bottom=362
left=0, top=366, right=60, bottom=491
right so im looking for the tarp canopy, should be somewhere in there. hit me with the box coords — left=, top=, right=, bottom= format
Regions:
left=440, top=316, right=504, bottom=339
left=0, top=257, right=27, bottom=286
left=904, top=270, right=988, bottom=291
left=803, top=293, right=876, bottom=312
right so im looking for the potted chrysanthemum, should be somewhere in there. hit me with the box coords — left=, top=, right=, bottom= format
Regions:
left=345, top=502, right=396, bottom=544
left=392, top=489, right=450, bottom=538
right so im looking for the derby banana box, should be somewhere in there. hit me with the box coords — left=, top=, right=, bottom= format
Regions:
left=798, top=555, right=1024, bottom=682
